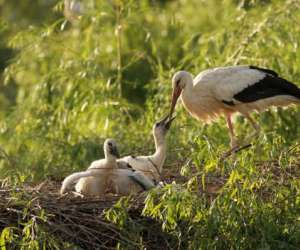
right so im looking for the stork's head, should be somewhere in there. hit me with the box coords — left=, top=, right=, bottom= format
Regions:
left=103, top=138, right=120, bottom=160
left=152, top=115, right=175, bottom=139
left=169, top=71, right=193, bottom=118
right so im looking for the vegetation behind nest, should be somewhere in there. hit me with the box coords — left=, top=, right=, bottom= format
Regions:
left=0, top=0, right=300, bottom=249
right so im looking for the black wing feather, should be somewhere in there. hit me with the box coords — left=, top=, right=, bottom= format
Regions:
left=128, top=175, right=147, bottom=190
left=234, top=74, right=300, bottom=103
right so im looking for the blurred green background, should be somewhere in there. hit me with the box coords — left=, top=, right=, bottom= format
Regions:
left=0, top=0, right=298, bottom=178
left=0, top=0, right=300, bottom=181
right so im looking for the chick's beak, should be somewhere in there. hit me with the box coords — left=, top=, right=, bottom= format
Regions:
left=169, top=86, right=182, bottom=119
left=111, top=146, right=120, bottom=158
left=157, top=114, right=176, bottom=130
left=165, top=116, right=176, bottom=130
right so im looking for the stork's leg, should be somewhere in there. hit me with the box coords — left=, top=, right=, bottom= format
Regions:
left=243, top=113, right=260, bottom=142
left=226, top=114, right=238, bottom=149
left=220, top=115, right=238, bottom=160
left=221, top=114, right=253, bottom=160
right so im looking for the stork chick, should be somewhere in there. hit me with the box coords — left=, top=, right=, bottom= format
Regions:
left=60, top=139, right=158, bottom=196
left=117, top=115, right=175, bottom=183
left=169, top=65, right=300, bottom=148
left=110, top=169, right=157, bottom=196
left=60, top=138, right=119, bottom=196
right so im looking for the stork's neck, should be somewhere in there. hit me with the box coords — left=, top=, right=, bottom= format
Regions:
left=105, top=154, right=117, bottom=167
left=149, top=135, right=167, bottom=172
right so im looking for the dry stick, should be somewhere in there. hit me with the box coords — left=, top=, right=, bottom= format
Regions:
left=6, top=198, right=136, bottom=248
left=42, top=199, right=140, bottom=247
left=219, top=143, right=252, bottom=161
left=234, top=143, right=252, bottom=153
left=57, top=215, right=138, bottom=247
left=287, top=143, right=300, bottom=153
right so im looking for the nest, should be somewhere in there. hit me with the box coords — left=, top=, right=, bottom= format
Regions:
left=2, top=145, right=299, bottom=249
left=0, top=181, right=172, bottom=249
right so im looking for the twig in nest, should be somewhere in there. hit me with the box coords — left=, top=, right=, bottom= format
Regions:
left=287, top=143, right=300, bottom=153
left=0, top=184, right=174, bottom=249
left=219, top=143, right=252, bottom=161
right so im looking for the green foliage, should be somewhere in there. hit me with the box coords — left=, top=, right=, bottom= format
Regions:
left=1, top=205, right=65, bottom=249
left=0, top=0, right=300, bottom=248
left=105, top=196, right=131, bottom=228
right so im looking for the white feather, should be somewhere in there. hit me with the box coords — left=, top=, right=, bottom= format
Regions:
left=88, top=159, right=109, bottom=169
left=75, top=168, right=154, bottom=196
left=180, top=66, right=299, bottom=122
left=192, top=66, right=265, bottom=103
left=60, top=170, right=94, bottom=194
left=117, top=156, right=160, bottom=180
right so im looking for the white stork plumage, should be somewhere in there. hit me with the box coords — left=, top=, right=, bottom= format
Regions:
left=169, top=65, right=300, bottom=148
left=60, top=139, right=157, bottom=196
left=116, top=115, right=175, bottom=183
left=60, top=138, right=120, bottom=195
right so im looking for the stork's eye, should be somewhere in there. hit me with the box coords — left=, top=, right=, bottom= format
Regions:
left=108, top=142, right=112, bottom=146
left=176, top=79, right=180, bottom=86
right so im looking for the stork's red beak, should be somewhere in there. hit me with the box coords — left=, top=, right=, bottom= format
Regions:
left=169, top=86, right=182, bottom=119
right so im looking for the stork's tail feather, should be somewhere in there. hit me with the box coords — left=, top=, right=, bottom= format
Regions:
left=281, top=78, right=300, bottom=100
left=293, top=82, right=300, bottom=98
left=60, top=170, right=98, bottom=195
left=293, top=86, right=300, bottom=102
left=297, top=87, right=300, bottom=100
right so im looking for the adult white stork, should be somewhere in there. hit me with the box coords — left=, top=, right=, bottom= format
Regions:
left=169, top=65, right=300, bottom=148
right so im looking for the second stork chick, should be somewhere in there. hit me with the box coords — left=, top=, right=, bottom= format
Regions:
left=116, top=115, right=175, bottom=184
